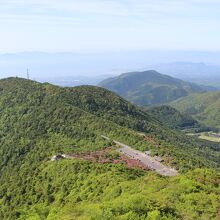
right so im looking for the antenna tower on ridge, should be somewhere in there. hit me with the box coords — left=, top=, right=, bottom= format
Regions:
left=27, top=68, right=30, bottom=80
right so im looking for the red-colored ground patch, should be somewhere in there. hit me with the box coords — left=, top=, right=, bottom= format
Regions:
left=119, top=154, right=148, bottom=170
left=68, top=148, right=148, bottom=170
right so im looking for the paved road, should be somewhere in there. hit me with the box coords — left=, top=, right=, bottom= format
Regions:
left=101, top=135, right=178, bottom=177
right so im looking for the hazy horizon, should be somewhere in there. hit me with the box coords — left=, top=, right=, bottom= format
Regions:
left=1, top=1, right=220, bottom=86
left=1, top=50, right=220, bottom=80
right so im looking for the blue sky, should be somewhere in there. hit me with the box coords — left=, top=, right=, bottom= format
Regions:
left=0, top=0, right=220, bottom=52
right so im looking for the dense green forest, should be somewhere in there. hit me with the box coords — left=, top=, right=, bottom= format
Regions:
left=0, top=78, right=219, bottom=219
left=6, top=161, right=220, bottom=220
left=147, top=105, right=200, bottom=130
left=98, top=70, right=207, bottom=106
left=170, top=91, right=220, bottom=129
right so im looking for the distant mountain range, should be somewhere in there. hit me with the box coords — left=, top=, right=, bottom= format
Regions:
left=99, top=70, right=214, bottom=106
left=149, top=62, right=220, bottom=88
left=1, top=51, right=220, bottom=87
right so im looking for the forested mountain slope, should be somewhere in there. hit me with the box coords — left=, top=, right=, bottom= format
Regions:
left=148, top=105, right=200, bottom=130
left=0, top=78, right=219, bottom=219
left=98, top=70, right=208, bottom=106
left=170, top=91, right=220, bottom=129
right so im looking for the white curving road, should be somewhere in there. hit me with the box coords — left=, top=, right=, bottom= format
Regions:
left=101, top=135, right=178, bottom=177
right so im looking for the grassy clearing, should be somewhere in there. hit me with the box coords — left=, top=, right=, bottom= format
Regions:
left=199, top=134, right=220, bottom=142
left=187, top=132, right=220, bottom=142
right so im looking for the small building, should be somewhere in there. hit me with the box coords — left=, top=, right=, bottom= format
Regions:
left=145, top=151, right=151, bottom=156
left=51, top=154, right=65, bottom=161
left=209, top=133, right=220, bottom=138
left=154, top=156, right=164, bottom=162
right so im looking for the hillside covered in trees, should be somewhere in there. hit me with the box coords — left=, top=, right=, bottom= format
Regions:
left=170, top=91, right=220, bottom=129
left=0, top=78, right=219, bottom=219
left=148, top=105, right=200, bottom=130
left=98, top=70, right=209, bottom=106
